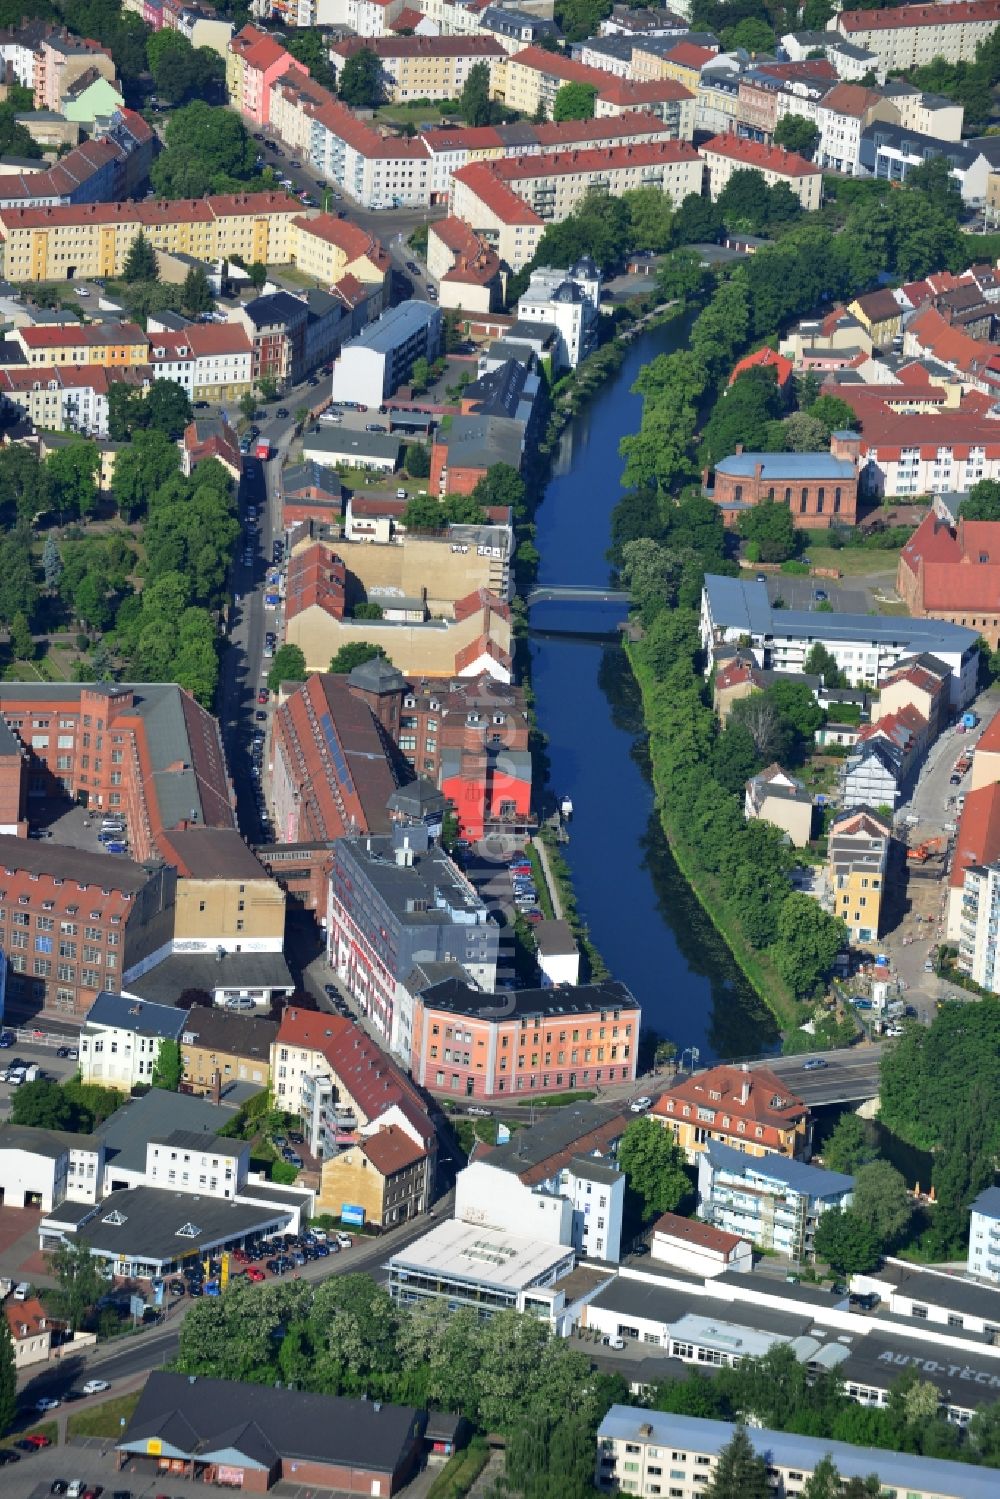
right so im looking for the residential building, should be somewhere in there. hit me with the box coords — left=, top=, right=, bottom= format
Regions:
left=880, top=79, right=965, bottom=142
left=698, top=1140, right=853, bottom=1260
left=897, top=511, right=1000, bottom=650
left=816, top=82, right=899, bottom=176
left=154, top=825, right=286, bottom=965
left=704, top=449, right=859, bottom=529
left=427, top=216, right=504, bottom=312
left=329, top=35, right=506, bottom=101
left=411, top=974, right=640, bottom=1101
left=0, top=109, right=153, bottom=212
left=300, top=428, right=403, bottom=474
left=834, top=1, right=1000, bottom=72
left=78, top=990, right=187, bottom=1091
left=875, top=652, right=949, bottom=742
left=455, top=1100, right=629, bottom=1258
left=387, top=1217, right=577, bottom=1321
left=0, top=363, right=140, bottom=440
left=828, top=806, right=890, bottom=944
left=0, top=836, right=176, bottom=1020
left=182, top=414, right=242, bottom=481
left=327, top=825, right=498, bottom=1050
left=595, top=1409, right=1000, bottom=1499
left=858, top=120, right=975, bottom=191
left=649, top=1211, right=753, bottom=1278
left=231, top=286, right=346, bottom=390
left=744, top=763, right=813, bottom=848
left=317, top=1124, right=431, bottom=1226
left=516, top=257, right=601, bottom=371
left=534, top=917, right=579, bottom=987
left=650, top=1062, right=808, bottom=1162
left=34, top=29, right=117, bottom=113
left=728, top=345, right=793, bottom=391
left=15, top=322, right=148, bottom=367
left=972, top=708, right=1000, bottom=791
left=178, top=1007, right=276, bottom=1097
left=227, top=23, right=305, bottom=127
left=969, top=1187, right=1000, bottom=1282
left=504, top=44, right=611, bottom=117
left=594, top=77, right=695, bottom=136
left=956, top=858, right=1000, bottom=992
left=290, top=212, right=390, bottom=291
left=699, top=574, right=980, bottom=705
left=700, top=134, right=823, bottom=210
left=842, top=738, right=902, bottom=814
left=330, top=300, right=442, bottom=410
left=0, top=192, right=301, bottom=284
left=5, top=1296, right=58, bottom=1369
left=779, top=29, right=880, bottom=81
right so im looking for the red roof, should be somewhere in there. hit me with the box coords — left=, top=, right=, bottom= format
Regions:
left=332, top=34, right=503, bottom=58
left=663, top=41, right=717, bottom=67
left=496, top=139, right=699, bottom=182
left=651, top=1063, right=807, bottom=1147
left=452, top=587, right=511, bottom=623
left=729, top=347, right=793, bottom=388
left=0, top=191, right=298, bottom=232
left=508, top=44, right=609, bottom=88
left=284, top=542, right=347, bottom=622
left=839, top=0, right=1000, bottom=33
left=597, top=77, right=694, bottom=106
left=293, top=213, right=389, bottom=271
left=819, top=82, right=884, bottom=117
left=951, top=783, right=1000, bottom=889
left=362, top=1124, right=428, bottom=1174
left=452, top=161, right=543, bottom=225
left=906, top=303, right=1000, bottom=376
left=652, top=1212, right=745, bottom=1254
left=701, top=134, right=819, bottom=178
left=183, top=323, right=253, bottom=358
left=390, top=7, right=426, bottom=29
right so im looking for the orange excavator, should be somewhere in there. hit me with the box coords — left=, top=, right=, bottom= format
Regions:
left=907, top=837, right=944, bottom=862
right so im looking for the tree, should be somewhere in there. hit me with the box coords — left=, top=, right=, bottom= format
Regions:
left=146, top=379, right=193, bottom=440
left=152, top=102, right=258, bottom=200
left=808, top=395, right=858, bottom=436
left=42, top=534, right=62, bottom=593
left=51, top=1240, right=108, bottom=1331
left=773, top=894, right=846, bottom=1000
left=249, top=261, right=268, bottom=292
left=46, top=441, right=100, bottom=520
left=459, top=60, right=493, bottom=126
left=268, top=643, right=307, bottom=693
left=908, top=154, right=962, bottom=218
left=672, top=192, right=723, bottom=246
left=705, top=1428, right=770, bottom=1499
left=822, top=1113, right=876, bottom=1175
left=851, top=1160, right=912, bottom=1247
left=553, top=81, right=597, bottom=122
left=617, top=1117, right=690, bottom=1224
left=781, top=412, right=829, bottom=452
left=701, top=367, right=785, bottom=466
left=0, top=1315, right=15, bottom=1438
left=624, top=186, right=675, bottom=254
left=9, top=609, right=32, bottom=661
left=123, top=229, right=158, bottom=284
left=406, top=442, right=430, bottom=478
left=960, top=477, right=1000, bottom=520
left=738, top=500, right=797, bottom=563
left=152, top=1037, right=183, bottom=1091
left=471, top=462, right=526, bottom=517
left=329, top=641, right=388, bottom=674
left=803, top=642, right=847, bottom=688
left=339, top=48, right=384, bottom=108
left=774, top=114, right=820, bottom=157
left=181, top=263, right=214, bottom=318
left=10, top=1077, right=75, bottom=1129
left=721, top=16, right=775, bottom=53
left=409, top=355, right=431, bottom=394
left=717, top=168, right=773, bottom=234
left=113, top=429, right=181, bottom=520
left=618, top=537, right=683, bottom=619
left=712, top=721, right=760, bottom=795
left=813, top=1208, right=881, bottom=1275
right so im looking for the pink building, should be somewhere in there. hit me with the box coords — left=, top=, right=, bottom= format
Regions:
left=33, top=29, right=116, bottom=113
left=230, top=25, right=305, bottom=127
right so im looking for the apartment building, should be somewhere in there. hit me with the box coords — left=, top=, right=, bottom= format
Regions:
left=0, top=110, right=153, bottom=212
left=744, top=763, right=813, bottom=848
left=14, top=322, right=148, bottom=367
left=327, top=824, right=498, bottom=1051
left=33, top=29, right=116, bottom=113
left=330, top=299, right=441, bottom=410
left=156, top=826, right=286, bottom=959
left=504, top=44, right=610, bottom=117
left=227, top=24, right=305, bottom=127
left=231, top=286, right=348, bottom=388
left=79, top=990, right=187, bottom=1091
left=698, top=1141, right=854, bottom=1259
left=650, top=1062, right=809, bottom=1163
left=457, top=1140, right=625, bottom=1262
left=178, top=1006, right=276, bottom=1097
left=0, top=192, right=301, bottom=284
left=516, top=258, right=600, bottom=370
left=427, top=216, right=504, bottom=312
left=412, top=974, right=640, bottom=1102
left=595, top=1409, right=997, bottom=1499
left=0, top=838, right=176, bottom=1020
left=448, top=162, right=544, bottom=270
left=0, top=363, right=146, bottom=439
left=969, top=1187, right=1000, bottom=1281
left=291, top=212, right=390, bottom=290
left=699, top=133, right=823, bottom=210
left=835, top=0, right=1000, bottom=72
left=815, top=82, right=899, bottom=175
left=955, top=857, right=1000, bottom=992
left=699, top=574, right=980, bottom=705
left=948, top=783, right=1000, bottom=947
left=330, top=35, right=506, bottom=101
left=828, top=807, right=890, bottom=945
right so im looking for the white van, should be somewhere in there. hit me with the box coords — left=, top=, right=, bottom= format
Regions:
left=224, top=995, right=255, bottom=1012
left=13, top=1282, right=31, bottom=1300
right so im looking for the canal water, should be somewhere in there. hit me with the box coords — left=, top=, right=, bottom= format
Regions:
left=529, top=318, right=780, bottom=1063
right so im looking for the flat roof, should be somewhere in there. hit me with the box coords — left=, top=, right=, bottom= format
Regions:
left=345, top=299, right=438, bottom=355
left=418, top=975, right=637, bottom=1020
left=97, top=1089, right=237, bottom=1178
left=388, top=1219, right=573, bottom=1289
left=303, top=427, right=403, bottom=462
left=126, top=951, right=294, bottom=1005
left=705, top=1140, right=855, bottom=1200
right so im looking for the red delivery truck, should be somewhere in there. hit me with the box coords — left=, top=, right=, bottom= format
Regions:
left=255, top=438, right=272, bottom=460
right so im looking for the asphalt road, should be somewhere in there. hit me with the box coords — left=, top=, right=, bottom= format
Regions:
left=751, top=1044, right=886, bottom=1106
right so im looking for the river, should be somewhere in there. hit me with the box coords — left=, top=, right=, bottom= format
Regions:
left=528, top=317, right=780, bottom=1064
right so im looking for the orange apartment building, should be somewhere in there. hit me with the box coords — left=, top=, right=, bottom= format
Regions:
left=650, top=1062, right=809, bottom=1162
left=410, top=975, right=640, bottom=1101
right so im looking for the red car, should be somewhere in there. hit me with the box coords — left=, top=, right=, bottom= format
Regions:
left=232, top=1248, right=249, bottom=1263
left=257, top=689, right=268, bottom=704
left=246, top=1265, right=265, bottom=1283
left=25, top=1435, right=51, bottom=1448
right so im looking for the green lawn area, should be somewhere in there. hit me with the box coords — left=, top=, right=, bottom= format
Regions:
left=373, top=100, right=457, bottom=128
left=338, top=467, right=428, bottom=495
left=805, top=547, right=900, bottom=578
left=66, top=1391, right=141, bottom=1440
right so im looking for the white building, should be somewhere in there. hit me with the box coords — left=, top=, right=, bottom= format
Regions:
left=144, top=1130, right=249, bottom=1200
left=697, top=1142, right=854, bottom=1261
left=534, top=918, right=580, bottom=987
left=649, top=1211, right=753, bottom=1278
left=330, top=300, right=442, bottom=410
left=386, top=1218, right=578, bottom=1325
left=699, top=574, right=980, bottom=707
left=455, top=1149, right=624, bottom=1262
left=954, top=861, right=1000, bottom=992
left=0, top=1124, right=105, bottom=1211
left=515, top=257, right=601, bottom=372
left=78, top=990, right=187, bottom=1092
left=969, top=1189, right=1000, bottom=1282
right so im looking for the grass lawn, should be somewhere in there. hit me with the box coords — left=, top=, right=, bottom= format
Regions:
left=452, top=1115, right=522, bottom=1157
left=66, top=1391, right=141, bottom=1440
left=373, top=101, right=456, bottom=128
left=806, top=547, right=900, bottom=578
left=338, top=467, right=429, bottom=495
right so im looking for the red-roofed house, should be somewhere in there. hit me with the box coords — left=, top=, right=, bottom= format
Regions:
left=505, top=44, right=611, bottom=116
left=647, top=40, right=718, bottom=91
left=649, top=1211, right=753, bottom=1278
left=897, top=509, right=1000, bottom=648
left=292, top=213, right=390, bottom=295
left=904, top=302, right=1000, bottom=389
left=835, top=1, right=1000, bottom=71
left=226, top=24, right=305, bottom=126
left=700, top=134, right=823, bottom=210
left=823, top=389, right=1000, bottom=500
left=594, top=76, right=695, bottom=138
left=816, top=83, right=899, bottom=176
left=729, top=347, right=793, bottom=390
left=651, top=1062, right=808, bottom=1162
left=182, top=415, right=241, bottom=481
left=270, top=1005, right=436, bottom=1225
left=5, top=1297, right=60, bottom=1369
left=427, top=216, right=504, bottom=312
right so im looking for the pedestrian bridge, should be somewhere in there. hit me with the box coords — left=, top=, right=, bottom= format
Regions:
left=525, top=584, right=631, bottom=606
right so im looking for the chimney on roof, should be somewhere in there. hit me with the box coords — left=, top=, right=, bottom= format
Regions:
left=739, top=1063, right=750, bottom=1106
left=212, top=1068, right=223, bottom=1106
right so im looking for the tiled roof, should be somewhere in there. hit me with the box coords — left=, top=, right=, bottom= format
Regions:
left=0, top=191, right=299, bottom=232
left=284, top=542, right=346, bottom=622
left=652, top=1063, right=806, bottom=1132
left=333, top=34, right=504, bottom=58
left=701, top=133, right=819, bottom=177
left=595, top=76, right=693, bottom=106
left=508, top=44, right=609, bottom=87
left=729, top=347, right=793, bottom=387
left=361, top=1124, right=428, bottom=1174
left=819, top=82, right=884, bottom=117
left=293, top=213, right=389, bottom=271
left=839, top=0, right=1000, bottom=33
left=663, top=40, right=717, bottom=67
left=906, top=303, right=1000, bottom=376
left=452, top=161, right=543, bottom=225
left=652, top=1211, right=745, bottom=1253
left=183, top=322, right=253, bottom=357
left=496, top=139, right=700, bottom=181
left=951, top=783, right=1000, bottom=889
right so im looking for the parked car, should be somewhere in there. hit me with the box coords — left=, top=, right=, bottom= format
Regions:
left=850, top=1292, right=880, bottom=1311
left=802, top=1058, right=828, bottom=1070
left=257, top=689, right=269, bottom=704
left=81, top=1379, right=110, bottom=1395
left=336, top=1232, right=352, bottom=1249
left=629, top=1096, right=653, bottom=1113
left=246, top=1266, right=265, bottom=1283
left=35, top=1396, right=61, bottom=1412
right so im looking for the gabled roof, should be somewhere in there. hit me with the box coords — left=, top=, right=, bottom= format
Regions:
left=951, top=782, right=1000, bottom=889
left=361, top=1124, right=428, bottom=1175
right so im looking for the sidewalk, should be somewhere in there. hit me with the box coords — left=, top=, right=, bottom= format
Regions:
left=531, top=835, right=563, bottom=920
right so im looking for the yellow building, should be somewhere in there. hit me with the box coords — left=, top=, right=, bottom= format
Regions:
left=317, top=1125, right=432, bottom=1226
left=291, top=214, right=390, bottom=291
left=504, top=45, right=610, bottom=118
left=160, top=827, right=287, bottom=953
left=700, top=135, right=822, bottom=211
left=650, top=1063, right=809, bottom=1163
left=330, top=36, right=506, bottom=104
left=178, top=1007, right=277, bottom=1097
left=828, top=807, right=890, bottom=946
left=848, top=288, right=904, bottom=351
left=0, top=192, right=301, bottom=284
left=14, top=323, right=148, bottom=367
